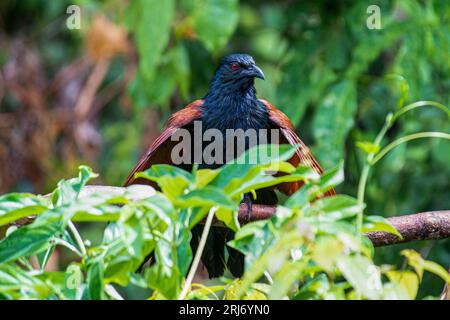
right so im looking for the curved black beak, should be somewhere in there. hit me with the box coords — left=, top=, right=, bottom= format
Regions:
left=251, top=65, right=265, bottom=80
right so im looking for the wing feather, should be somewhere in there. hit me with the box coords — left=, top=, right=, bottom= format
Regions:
left=260, top=99, right=336, bottom=197
left=123, top=100, right=203, bottom=186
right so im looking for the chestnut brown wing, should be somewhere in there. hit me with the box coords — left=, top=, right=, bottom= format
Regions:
left=260, top=99, right=336, bottom=197
left=123, top=100, right=203, bottom=186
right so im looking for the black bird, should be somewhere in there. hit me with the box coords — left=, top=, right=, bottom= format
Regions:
left=124, top=53, right=334, bottom=278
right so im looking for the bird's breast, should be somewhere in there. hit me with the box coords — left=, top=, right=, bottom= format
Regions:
left=201, top=100, right=268, bottom=132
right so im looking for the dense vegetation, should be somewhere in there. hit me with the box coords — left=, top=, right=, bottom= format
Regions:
left=0, top=0, right=449, bottom=299
left=0, top=147, right=448, bottom=299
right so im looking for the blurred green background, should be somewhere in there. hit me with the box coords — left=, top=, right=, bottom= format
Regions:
left=0, top=0, right=448, bottom=298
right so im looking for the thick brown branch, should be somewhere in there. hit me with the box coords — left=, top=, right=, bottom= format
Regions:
left=238, top=204, right=450, bottom=246
left=365, top=211, right=450, bottom=246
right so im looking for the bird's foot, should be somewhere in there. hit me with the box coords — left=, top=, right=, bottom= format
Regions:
left=242, top=194, right=253, bottom=223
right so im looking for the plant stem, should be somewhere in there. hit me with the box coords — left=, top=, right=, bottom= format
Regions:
left=105, top=284, right=124, bottom=300
left=53, top=238, right=82, bottom=257
left=370, top=132, right=450, bottom=165
left=68, top=221, right=87, bottom=256
left=355, top=114, right=392, bottom=235
left=356, top=165, right=370, bottom=235
left=179, top=206, right=217, bottom=300
left=391, top=100, right=450, bottom=122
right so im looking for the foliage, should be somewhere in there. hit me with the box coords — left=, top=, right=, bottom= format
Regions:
left=0, top=0, right=449, bottom=298
left=0, top=145, right=449, bottom=300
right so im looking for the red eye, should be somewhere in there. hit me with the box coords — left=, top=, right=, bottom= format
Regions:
left=230, top=62, right=239, bottom=70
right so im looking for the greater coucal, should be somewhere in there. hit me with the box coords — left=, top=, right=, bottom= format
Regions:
left=124, top=53, right=334, bottom=278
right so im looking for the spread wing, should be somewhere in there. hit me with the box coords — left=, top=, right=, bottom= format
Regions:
left=260, top=99, right=336, bottom=197
left=123, top=100, right=203, bottom=186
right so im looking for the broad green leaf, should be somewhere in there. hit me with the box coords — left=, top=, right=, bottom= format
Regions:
left=386, top=270, right=419, bottom=300
left=268, top=260, right=304, bottom=299
left=136, top=165, right=193, bottom=199
left=285, top=162, right=343, bottom=209
left=336, top=254, right=383, bottom=300
left=87, top=258, right=104, bottom=300
left=189, top=283, right=225, bottom=300
left=63, top=264, right=84, bottom=299
left=293, top=274, right=332, bottom=300
left=194, top=169, right=220, bottom=189
left=51, top=166, right=98, bottom=206
left=133, top=0, right=175, bottom=80
left=236, top=231, right=303, bottom=298
left=401, top=249, right=450, bottom=284
left=210, top=144, right=296, bottom=192
left=362, top=215, right=402, bottom=238
left=0, top=264, right=55, bottom=299
left=312, top=236, right=345, bottom=272
left=215, top=206, right=238, bottom=231
left=175, top=186, right=235, bottom=210
left=306, top=195, right=362, bottom=220
left=313, top=80, right=357, bottom=168
left=0, top=193, right=49, bottom=226
left=193, top=0, right=239, bottom=52
left=231, top=164, right=318, bottom=197
left=0, top=223, right=62, bottom=264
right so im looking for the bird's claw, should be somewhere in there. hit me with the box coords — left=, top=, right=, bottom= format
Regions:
left=243, top=194, right=253, bottom=223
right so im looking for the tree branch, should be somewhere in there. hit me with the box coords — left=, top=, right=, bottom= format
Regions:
left=237, top=203, right=450, bottom=246
left=8, top=185, right=450, bottom=247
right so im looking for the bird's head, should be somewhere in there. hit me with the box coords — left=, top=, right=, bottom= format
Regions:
left=208, top=54, right=265, bottom=94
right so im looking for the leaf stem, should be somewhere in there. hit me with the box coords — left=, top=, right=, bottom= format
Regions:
left=356, top=165, right=370, bottom=235
left=105, top=284, right=124, bottom=300
left=391, top=100, right=450, bottom=122
left=179, top=206, right=217, bottom=300
left=68, top=221, right=87, bottom=256
left=370, top=132, right=450, bottom=165
left=53, top=238, right=82, bottom=257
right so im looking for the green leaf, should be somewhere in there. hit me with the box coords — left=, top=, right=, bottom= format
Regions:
left=0, top=223, right=62, bottom=264
left=362, top=215, right=402, bottom=238
left=145, top=225, right=184, bottom=299
left=193, top=0, right=239, bottom=52
left=231, top=164, right=318, bottom=197
left=285, top=162, right=344, bottom=209
left=0, top=193, right=49, bottom=226
left=215, top=206, right=238, bottom=231
left=63, top=264, right=84, bottom=299
left=356, top=141, right=381, bottom=155
left=210, top=144, right=296, bottom=192
left=87, top=258, right=104, bottom=300
left=336, top=254, right=383, bottom=299
left=386, top=270, right=419, bottom=300
left=36, top=245, right=56, bottom=271
left=312, top=236, right=345, bottom=272
left=401, top=249, right=450, bottom=284
left=294, top=273, right=332, bottom=300
left=306, top=195, right=362, bottom=220
left=52, top=166, right=98, bottom=206
left=313, top=80, right=357, bottom=168
left=0, top=263, right=55, bottom=299
left=236, top=231, right=303, bottom=298
left=132, top=0, right=175, bottom=80
left=268, top=260, right=304, bottom=299
left=136, top=165, right=194, bottom=199
left=175, top=186, right=235, bottom=210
